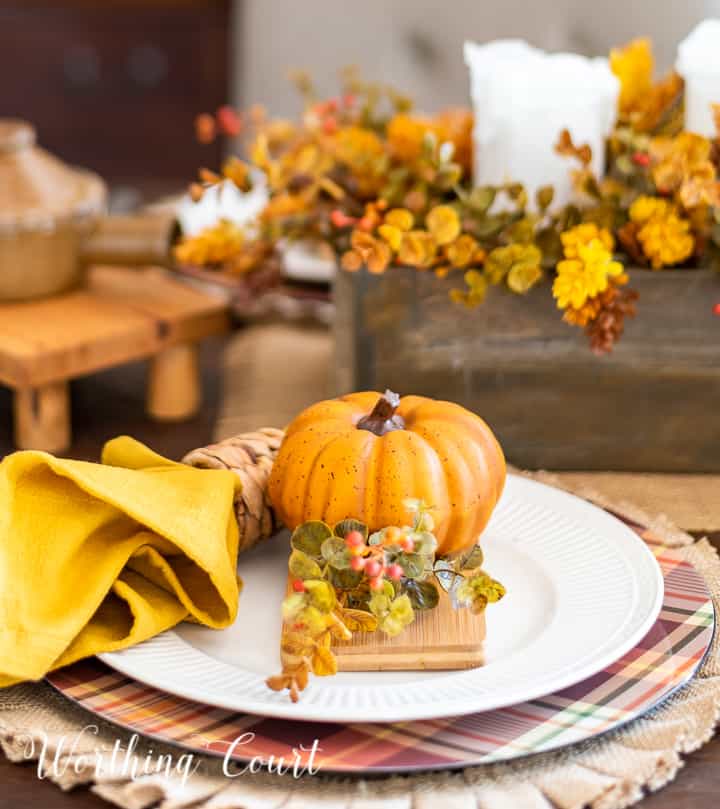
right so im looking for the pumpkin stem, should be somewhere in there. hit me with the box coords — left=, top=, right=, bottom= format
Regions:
left=357, top=389, right=405, bottom=436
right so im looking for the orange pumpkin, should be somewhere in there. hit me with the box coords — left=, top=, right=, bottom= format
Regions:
left=268, top=390, right=506, bottom=556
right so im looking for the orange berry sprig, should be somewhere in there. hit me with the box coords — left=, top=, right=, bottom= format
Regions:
left=345, top=528, right=416, bottom=589
left=194, top=106, right=243, bottom=145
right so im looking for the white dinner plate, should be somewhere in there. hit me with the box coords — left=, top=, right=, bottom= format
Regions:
left=100, top=474, right=664, bottom=723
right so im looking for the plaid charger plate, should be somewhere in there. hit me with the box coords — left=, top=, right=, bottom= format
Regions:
left=47, top=516, right=714, bottom=775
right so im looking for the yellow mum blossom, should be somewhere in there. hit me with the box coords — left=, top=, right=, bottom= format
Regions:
left=387, top=114, right=430, bottom=162
left=384, top=208, right=415, bottom=231
left=553, top=240, right=624, bottom=310
left=560, top=223, right=614, bottom=259
left=610, top=38, right=653, bottom=116
left=425, top=205, right=461, bottom=246
left=174, top=220, right=244, bottom=266
left=636, top=215, right=694, bottom=269
left=628, top=195, right=671, bottom=224
left=331, top=126, right=386, bottom=195
left=398, top=230, right=437, bottom=268
left=563, top=274, right=630, bottom=326
left=332, top=126, right=385, bottom=164
left=629, top=195, right=694, bottom=269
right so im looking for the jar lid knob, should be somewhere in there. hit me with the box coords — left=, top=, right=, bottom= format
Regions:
left=0, top=120, right=36, bottom=154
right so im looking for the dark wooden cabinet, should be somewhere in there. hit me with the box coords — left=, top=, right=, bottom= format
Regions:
left=0, top=1, right=231, bottom=193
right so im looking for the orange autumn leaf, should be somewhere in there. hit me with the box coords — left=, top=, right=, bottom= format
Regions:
left=555, top=129, right=592, bottom=166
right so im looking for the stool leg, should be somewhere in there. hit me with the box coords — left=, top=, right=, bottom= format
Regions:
left=14, top=382, right=71, bottom=453
left=146, top=343, right=201, bottom=421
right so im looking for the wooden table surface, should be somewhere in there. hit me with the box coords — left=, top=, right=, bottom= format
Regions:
left=0, top=334, right=718, bottom=808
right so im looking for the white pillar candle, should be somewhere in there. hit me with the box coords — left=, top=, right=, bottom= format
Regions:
left=464, top=40, right=619, bottom=209
left=676, top=19, right=720, bottom=137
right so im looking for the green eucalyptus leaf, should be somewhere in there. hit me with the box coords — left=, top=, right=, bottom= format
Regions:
left=303, top=579, right=336, bottom=612
left=329, top=548, right=353, bottom=570
left=333, top=519, right=368, bottom=540
left=535, top=185, right=554, bottom=211
left=368, top=531, right=383, bottom=546
left=404, top=579, right=440, bottom=611
left=368, top=591, right=390, bottom=617
left=396, top=552, right=425, bottom=579
left=321, top=536, right=346, bottom=561
left=291, top=521, right=332, bottom=558
left=459, top=544, right=484, bottom=571
left=379, top=594, right=415, bottom=637
left=413, top=531, right=438, bottom=555
left=328, top=566, right=363, bottom=591
left=288, top=549, right=323, bottom=580
left=468, top=186, right=496, bottom=214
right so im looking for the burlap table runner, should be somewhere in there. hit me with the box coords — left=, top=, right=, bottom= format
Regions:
left=1, top=322, right=719, bottom=808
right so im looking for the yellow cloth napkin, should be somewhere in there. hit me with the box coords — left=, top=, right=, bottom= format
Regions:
left=0, top=436, right=240, bottom=686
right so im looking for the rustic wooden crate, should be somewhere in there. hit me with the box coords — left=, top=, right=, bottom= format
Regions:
left=334, top=268, right=720, bottom=472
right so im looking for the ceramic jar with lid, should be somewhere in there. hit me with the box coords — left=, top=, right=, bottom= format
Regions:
left=0, top=119, right=107, bottom=300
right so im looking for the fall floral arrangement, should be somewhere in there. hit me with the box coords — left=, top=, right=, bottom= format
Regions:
left=175, top=40, right=720, bottom=353
left=267, top=501, right=505, bottom=701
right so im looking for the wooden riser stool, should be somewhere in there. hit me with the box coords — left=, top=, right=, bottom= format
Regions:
left=0, top=266, right=229, bottom=453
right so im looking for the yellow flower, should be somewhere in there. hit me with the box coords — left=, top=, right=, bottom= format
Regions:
left=387, top=114, right=431, bottom=162
left=628, top=195, right=694, bottom=268
left=553, top=240, right=624, bottom=310
left=397, top=230, right=437, bottom=268
left=378, top=224, right=403, bottom=251
left=425, top=205, right=461, bottom=246
left=174, top=220, right=245, bottom=267
left=563, top=274, right=629, bottom=326
left=560, top=223, right=614, bottom=259
left=378, top=208, right=415, bottom=251
left=628, top=196, right=671, bottom=225
left=384, top=208, right=414, bottom=231
left=331, top=126, right=386, bottom=195
left=445, top=234, right=483, bottom=268
left=636, top=215, right=694, bottom=269
left=332, top=126, right=385, bottom=164
left=610, top=38, right=653, bottom=115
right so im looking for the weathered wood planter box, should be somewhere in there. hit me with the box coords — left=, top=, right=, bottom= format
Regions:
left=334, top=268, right=720, bottom=472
